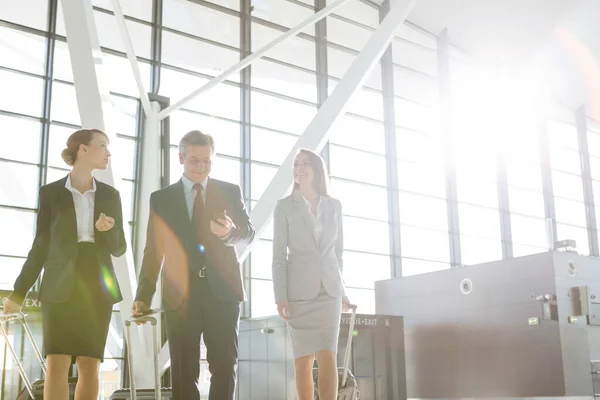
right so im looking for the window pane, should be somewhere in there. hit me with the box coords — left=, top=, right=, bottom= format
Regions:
left=47, top=167, right=69, bottom=183
left=554, top=198, right=587, bottom=227
left=508, top=187, right=545, bottom=217
left=252, top=59, right=317, bottom=103
left=329, top=82, right=383, bottom=121
left=170, top=110, right=241, bottom=158
left=391, top=40, right=438, bottom=76
left=394, top=97, right=439, bottom=134
left=397, top=161, right=446, bottom=198
left=344, top=288, right=375, bottom=315
left=251, top=91, right=316, bottom=134
left=251, top=279, right=275, bottom=318
left=50, top=82, right=80, bottom=125
left=119, top=179, right=134, bottom=225
left=102, top=53, right=151, bottom=97
left=327, top=48, right=382, bottom=91
left=0, top=0, right=48, bottom=30
left=211, top=157, right=240, bottom=187
left=330, top=115, right=386, bottom=155
left=53, top=40, right=74, bottom=82
left=111, top=137, right=136, bottom=180
left=0, top=208, right=35, bottom=257
left=513, top=244, right=547, bottom=257
left=92, top=0, right=152, bottom=21
left=395, top=26, right=437, bottom=51
left=393, top=67, right=439, bottom=106
left=344, top=216, right=389, bottom=254
left=0, top=162, right=39, bottom=209
left=327, top=0, right=379, bottom=28
left=456, top=176, right=498, bottom=208
left=458, top=204, right=501, bottom=240
left=400, top=225, right=450, bottom=262
left=163, top=0, right=240, bottom=48
left=326, top=18, right=371, bottom=51
left=590, top=156, right=600, bottom=180
left=342, top=251, right=390, bottom=289
left=460, top=236, right=502, bottom=265
left=330, top=179, right=388, bottom=221
left=95, top=11, right=151, bottom=58
left=402, top=258, right=450, bottom=277
left=253, top=0, right=314, bottom=35
left=252, top=22, right=315, bottom=70
left=329, top=146, right=387, bottom=186
left=251, top=163, right=276, bottom=201
left=588, top=130, right=600, bottom=157
left=160, top=68, right=240, bottom=121
left=510, top=215, right=548, bottom=248
left=547, top=120, right=578, bottom=151
left=549, top=147, right=582, bottom=174
left=0, top=256, right=25, bottom=290
left=505, top=161, right=542, bottom=191
left=0, top=27, right=46, bottom=75
left=0, top=70, right=44, bottom=117
left=556, top=224, right=589, bottom=255
left=161, top=30, right=240, bottom=78
left=396, top=129, right=443, bottom=165
left=552, top=171, right=584, bottom=201
left=111, top=96, right=138, bottom=137
left=251, top=128, right=297, bottom=165
left=398, top=192, right=448, bottom=231
left=250, top=239, right=272, bottom=280
left=0, top=115, right=41, bottom=164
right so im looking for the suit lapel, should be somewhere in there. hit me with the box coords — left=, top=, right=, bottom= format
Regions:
left=292, top=190, right=318, bottom=246
left=170, top=180, right=194, bottom=241
left=57, top=176, right=78, bottom=243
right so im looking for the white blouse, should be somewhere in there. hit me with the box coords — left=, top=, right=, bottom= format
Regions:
left=65, top=175, right=96, bottom=243
left=301, top=193, right=324, bottom=243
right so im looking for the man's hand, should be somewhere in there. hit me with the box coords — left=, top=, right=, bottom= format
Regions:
left=131, top=301, right=149, bottom=325
left=210, top=211, right=235, bottom=238
left=2, top=298, right=20, bottom=315
left=95, top=213, right=115, bottom=232
left=277, top=301, right=290, bottom=321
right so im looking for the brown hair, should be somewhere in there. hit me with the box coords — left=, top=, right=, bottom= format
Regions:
left=179, top=130, right=215, bottom=154
left=293, top=148, right=329, bottom=196
left=61, top=129, right=107, bottom=166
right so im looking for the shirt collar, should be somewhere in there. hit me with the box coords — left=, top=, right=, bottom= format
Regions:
left=300, top=192, right=321, bottom=209
left=65, top=174, right=96, bottom=195
left=182, top=174, right=208, bottom=193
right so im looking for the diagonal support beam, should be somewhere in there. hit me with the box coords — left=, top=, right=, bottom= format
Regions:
left=156, top=0, right=352, bottom=121
left=157, top=0, right=420, bottom=374
left=60, top=0, right=153, bottom=386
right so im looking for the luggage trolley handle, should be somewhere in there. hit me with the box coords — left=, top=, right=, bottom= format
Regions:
left=341, top=304, right=357, bottom=388
left=0, top=312, right=47, bottom=399
left=125, top=309, right=162, bottom=400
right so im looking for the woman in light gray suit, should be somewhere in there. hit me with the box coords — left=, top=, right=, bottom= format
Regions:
left=272, top=148, right=350, bottom=400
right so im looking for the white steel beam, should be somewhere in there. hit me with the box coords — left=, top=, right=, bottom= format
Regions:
left=60, top=0, right=152, bottom=387
left=157, top=0, right=420, bottom=374
left=156, top=0, right=352, bottom=121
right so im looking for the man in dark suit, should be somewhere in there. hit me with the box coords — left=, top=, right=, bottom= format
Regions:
left=132, top=131, right=254, bottom=400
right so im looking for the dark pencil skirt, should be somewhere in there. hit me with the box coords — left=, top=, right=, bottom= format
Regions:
left=41, top=242, right=113, bottom=363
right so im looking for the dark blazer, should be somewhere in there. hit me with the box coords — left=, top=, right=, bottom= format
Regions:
left=135, top=177, right=255, bottom=310
left=9, top=176, right=126, bottom=305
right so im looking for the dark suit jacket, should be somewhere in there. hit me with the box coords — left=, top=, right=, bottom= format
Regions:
left=135, top=177, right=255, bottom=310
left=9, top=176, right=126, bottom=305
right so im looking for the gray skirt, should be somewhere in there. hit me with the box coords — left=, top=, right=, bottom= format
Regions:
left=287, top=285, right=342, bottom=360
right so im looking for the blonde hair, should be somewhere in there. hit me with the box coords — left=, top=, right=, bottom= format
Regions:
left=61, top=129, right=107, bottom=166
left=179, top=130, right=215, bottom=154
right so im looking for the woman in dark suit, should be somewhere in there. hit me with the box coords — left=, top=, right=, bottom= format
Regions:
left=2, top=129, right=126, bottom=399
left=272, top=148, right=350, bottom=400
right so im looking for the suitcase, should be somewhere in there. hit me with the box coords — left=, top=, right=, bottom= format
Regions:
left=0, top=312, right=72, bottom=400
left=314, top=304, right=360, bottom=400
left=110, top=309, right=172, bottom=400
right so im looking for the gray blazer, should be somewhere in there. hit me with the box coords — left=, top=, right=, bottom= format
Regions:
left=272, top=190, right=345, bottom=303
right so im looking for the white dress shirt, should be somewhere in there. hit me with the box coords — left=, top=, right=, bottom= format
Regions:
left=65, top=174, right=96, bottom=243
left=181, top=174, right=208, bottom=220
left=301, top=193, right=324, bottom=243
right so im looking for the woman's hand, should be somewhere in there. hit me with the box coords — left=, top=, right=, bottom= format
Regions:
left=2, top=298, right=21, bottom=314
left=277, top=301, right=289, bottom=321
left=342, top=296, right=352, bottom=312
left=95, top=213, right=115, bottom=232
